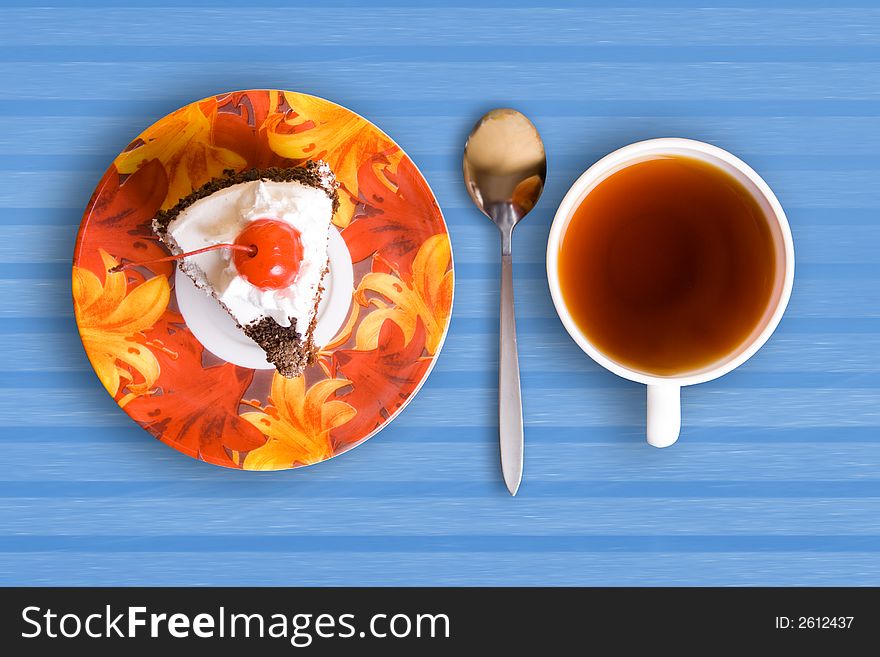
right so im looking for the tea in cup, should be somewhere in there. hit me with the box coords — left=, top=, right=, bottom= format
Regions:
left=547, top=138, right=795, bottom=447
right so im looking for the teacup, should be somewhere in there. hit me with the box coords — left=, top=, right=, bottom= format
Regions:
left=546, top=138, right=795, bottom=447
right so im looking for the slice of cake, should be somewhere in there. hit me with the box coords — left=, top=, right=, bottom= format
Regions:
left=152, top=161, right=339, bottom=377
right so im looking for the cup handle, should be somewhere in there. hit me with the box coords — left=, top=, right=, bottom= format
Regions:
left=647, top=384, right=681, bottom=448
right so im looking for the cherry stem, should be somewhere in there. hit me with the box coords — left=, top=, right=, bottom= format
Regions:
left=109, top=243, right=257, bottom=273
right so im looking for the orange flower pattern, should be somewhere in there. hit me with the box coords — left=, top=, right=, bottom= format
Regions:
left=241, top=375, right=356, bottom=470
left=354, top=234, right=453, bottom=356
left=72, top=249, right=169, bottom=399
left=73, top=90, right=452, bottom=469
left=265, top=92, right=398, bottom=228
left=114, top=98, right=246, bottom=210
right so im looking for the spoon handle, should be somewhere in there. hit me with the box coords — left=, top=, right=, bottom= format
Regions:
left=499, top=252, right=524, bottom=495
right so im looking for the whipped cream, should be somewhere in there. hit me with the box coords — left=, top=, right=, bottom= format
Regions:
left=166, top=179, right=333, bottom=329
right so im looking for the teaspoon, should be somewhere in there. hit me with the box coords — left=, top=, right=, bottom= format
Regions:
left=463, top=108, right=546, bottom=496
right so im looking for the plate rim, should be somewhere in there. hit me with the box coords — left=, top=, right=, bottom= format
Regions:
left=71, top=87, right=455, bottom=471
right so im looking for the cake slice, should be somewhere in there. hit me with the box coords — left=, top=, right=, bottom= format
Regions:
left=152, top=161, right=339, bottom=377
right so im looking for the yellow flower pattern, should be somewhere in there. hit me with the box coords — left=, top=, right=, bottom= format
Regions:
left=114, top=100, right=246, bottom=209
left=72, top=249, right=169, bottom=399
left=241, top=375, right=357, bottom=470
left=353, top=234, right=453, bottom=355
left=265, top=92, right=398, bottom=228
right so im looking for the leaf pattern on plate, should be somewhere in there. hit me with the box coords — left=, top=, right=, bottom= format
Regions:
left=211, top=90, right=303, bottom=170
left=330, top=319, right=431, bottom=450
left=79, top=160, right=172, bottom=278
left=124, top=316, right=266, bottom=468
left=345, top=152, right=442, bottom=273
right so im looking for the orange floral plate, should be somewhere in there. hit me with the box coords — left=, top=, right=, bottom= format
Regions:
left=72, top=90, right=453, bottom=470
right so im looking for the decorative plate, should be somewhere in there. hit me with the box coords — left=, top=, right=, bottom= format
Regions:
left=72, top=90, right=453, bottom=470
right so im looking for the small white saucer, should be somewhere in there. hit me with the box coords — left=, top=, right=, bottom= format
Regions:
left=174, top=228, right=354, bottom=369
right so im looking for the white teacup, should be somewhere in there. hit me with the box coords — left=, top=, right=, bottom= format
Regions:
left=546, top=138, right=795, bottom=447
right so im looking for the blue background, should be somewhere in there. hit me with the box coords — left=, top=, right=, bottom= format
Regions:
left=0, top=0, right=878, bottom=585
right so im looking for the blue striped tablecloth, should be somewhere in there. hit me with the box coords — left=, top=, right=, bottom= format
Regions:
left=1, top=0, right=879, bottom=585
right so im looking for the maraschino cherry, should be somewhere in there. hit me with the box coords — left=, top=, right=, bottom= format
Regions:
left=110, top=218, right=304, bottom=291
left=232, top=218, right=303, bottom=289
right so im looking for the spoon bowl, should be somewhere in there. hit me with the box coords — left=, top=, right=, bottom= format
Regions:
left=462, top=108, right=546, bottom=495
left=464, top=109, right=547, bottom=233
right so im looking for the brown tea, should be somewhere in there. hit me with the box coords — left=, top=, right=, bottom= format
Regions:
left=557, top=155, right=777, bottom=376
